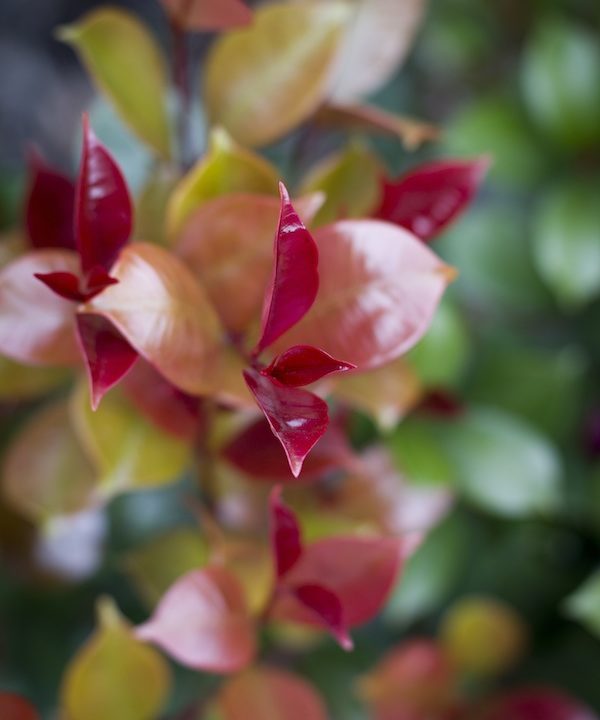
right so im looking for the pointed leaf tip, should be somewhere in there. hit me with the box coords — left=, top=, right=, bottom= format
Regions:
left=293, top=584, right=353, bottom=651
left=264, top=345, right=355, bottom=387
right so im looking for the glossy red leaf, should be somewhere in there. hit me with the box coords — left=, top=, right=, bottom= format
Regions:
left=276, top=220, right=454, bottom=370
left=161, top=0, right=252, bottom=30
left=0, top=250, right=79, bottom=365
left=292, top=583, right=353, bottom=651
left=243, top=368, right=329, bottom=478
left=263, top=345, right=355, bottom=387
left=222, top=418, right=355, bottom=482
left=376, top=157, right=491, bottom=242
left=76, top=314, right=139, bottom=410
left=274, top=535, right=402, bottom=628
left=35, top=266, right=118, bottom=303
left=136, top=566, right=256, bottom=673
left=269, top=486, right=303, bottom=578
left=76, top=114, right=132, bottom=274
left=478, top=688, right=599, bottom=720
left=0, top=693, right=39, bottom=720
left=122, top=360, right=201, bottom=440
left=254, top=183, right=319, bottom=355
left=25, top=149, right=76, bottom=251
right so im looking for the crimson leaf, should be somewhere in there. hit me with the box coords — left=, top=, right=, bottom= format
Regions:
left=263, top=345, right=355, bottom=387
left=269, top=486, right=303, bottom=579
left=292, top=583, right=353, bottom=651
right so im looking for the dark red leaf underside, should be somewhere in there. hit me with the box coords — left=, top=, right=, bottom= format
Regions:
left=243, top=368, right=329, bottom=478
left=292, top=583, right=353, bottom=651
left=222, top=417, right=354, bottom=482
left=25, top=149, right=76, bottom=251
left=263, top=345, right=355, bottom=387
left=76, top=313, right=139, bottom=410
left=376, top=157, right=491, bottom=242
left=76, top=114, right=133, bottom=274
left=269, top=486, right=303, bottom=579
left=254, top=183, right=319, bottom=355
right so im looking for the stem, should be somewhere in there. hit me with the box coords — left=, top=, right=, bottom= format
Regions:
left=170, top=16, right=193, bottom=170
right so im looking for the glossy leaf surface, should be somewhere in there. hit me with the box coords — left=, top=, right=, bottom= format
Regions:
left=376, top=157, right=490, bottom=242
left=270, top=486, right=303, bottom=579
left=25, top=150, right=75, bottom=250
left=203, top=2, right=349, bottom=147
left=479, top=688, right=598, bottom=720
left=75, top=116, right=133, bottom=274
left=84, top=242, right=223, bottom=396
left=76, top=314, right=138, bottom=410
left=244, top=368, right=329, bottom=478
left=62, top=598, right=170, bottom=720
left=278, top=220, right=453, bottom=369
left=136, top=566, right=256, bottom=672
left=176, top=193, right=322, bottom=336
left=59, top=9, right=171, bottom=157
left=2, top=400, right=97, bottom=523
left=264, top=345, right=354, bottom=388
left=35, top=267, right=118, bottom=303
left=161, top=0, right=252, bottom=30
left=255, top=184, right=319, bottom=354
left=0, top=250, right=79, bottom=365
left=166, top=128, right=279, bottom=239
left=327, top=0, right=426, bottom=102
left=292, top=583, right=353, bottom=650
left=217, top=667, right=328, bottom=720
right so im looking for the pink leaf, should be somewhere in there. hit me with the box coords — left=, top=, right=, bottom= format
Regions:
left=0, top=250, right=79, bottom=365
left=76, top=114, right=132, bottom=274
left=269, top=486, right=303, bottom=579
left=479, top=688, right=599, bottom=720
left=254, top=183, right=319, bottom=355
left=161, top=0, right=252, bottom=31
left=274, top=535, right=402, bottom=628
left=25, top=149, right=76, bottom=251
left=222, top=418, right=354, bottom=482
left=263, top=345, right=355, bottom=387
left=135, top=566, right=256, bottom=673
left=243, top=368, right=329, bottom=478
left=292, top=584, right=353, bottom=651
left=76, top=314, right=139, bottom=410
left=376, top=157, right=491, bottom=242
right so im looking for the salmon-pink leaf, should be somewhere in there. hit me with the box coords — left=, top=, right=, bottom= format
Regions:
left=263, top=345, right=355, bottom=387
left=161, top=0, right=252, bottom=30
left=479, top=687, right=599, bottom=720
left=292, top=583, right=353, bottom=651
left=222, top=418, right=354, bottom=482
left=76, top=114, right=132, bottom=273
left=0, top=250, right=79, bottom=365
left=243, top=368, right=329, bottom=478
left=274, top=536, right=402, bottom=628
left=376, top=157, right=491, bottom=242
left=269, top=486, right=303, bottom=578
left=254, top=183, right=319, bottom=355
left=25, top=149, right=76, bottom=251
left=76, top=314, right=138, bottom=410
left=135, top=566, right=256, bottom=673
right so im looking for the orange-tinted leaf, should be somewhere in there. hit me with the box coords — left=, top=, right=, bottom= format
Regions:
left=277, top=220, right=454, bottom=370
left=0, top=693, right=39, bottom=720
left=0, top=250, right=79, bottom=365
left=217, top=667, right=328, bottom=720
left=316, top=103, right=441, bottom=151
left=327, top=0, right=426, bottom=103
left=176, top=193, right=322, bottom=336
left=161, top=0, right=252, bottom=30
left=136, top=566, right=256, bottom=672
left=203, top=2, right=350, bottom=147
left=83, top=242, right=224, bottom=396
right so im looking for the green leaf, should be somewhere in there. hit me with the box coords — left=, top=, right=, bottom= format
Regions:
left=564, top=571, right=600, bottom=638
left=70, top=382, right=191, bottom=498
left=387, top=418, right=456, bottom=487
left=533, top=181, right=600, bottom=309
left=203, top=2, right=350, bottom=147
left=59, top=8, right=172, bottom=158
left=438, top=407, right=562, bottom=518
left=0, top=356, right=71, bottom=400
left=521, top=17, right=600, bottom=150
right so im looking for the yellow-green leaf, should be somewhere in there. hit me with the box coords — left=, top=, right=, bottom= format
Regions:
left=2, top=400, right=97, bottom=524
left=62, top=597, right=170, bottom=720
left=203, top=2, right=350, bottom=147
left=300, top=142, right=382, bottom=227
left=166, top=128, right=279, bottom=239
left=59, top=8, right=172, bottom=158
left=70, top=382, right=191, bottom=498
left=0, top=356, right=71, bottom=400
left=135, top=166, right=179, bottom=246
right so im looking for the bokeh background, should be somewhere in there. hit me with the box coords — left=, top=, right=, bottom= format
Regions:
left=1, top=0, right=600, bottom=717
